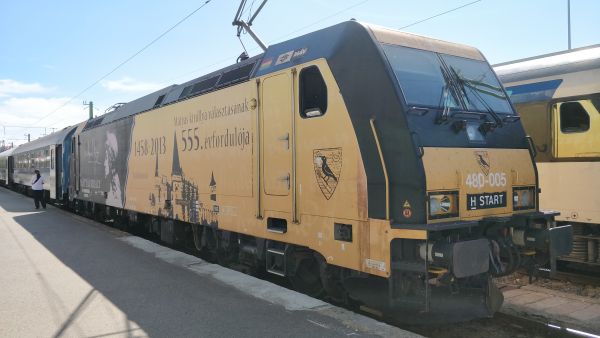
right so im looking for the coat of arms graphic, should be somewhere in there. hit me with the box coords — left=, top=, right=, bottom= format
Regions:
left=474, top=151, right=491, bottom=176
left=313, top=148, right=342, bottom=200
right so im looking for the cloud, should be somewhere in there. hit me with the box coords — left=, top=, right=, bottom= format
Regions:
left=101, top=77, right=164, bottom=93
left=0, top=96, right=86, bottom=132
left=0, top=79, right=50, bottom=97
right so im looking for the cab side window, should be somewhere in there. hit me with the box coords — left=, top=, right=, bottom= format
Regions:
left=560, top=101, right=589, bottom=133
left=300, top=66, right=327, bottom=118
left=553, top=97, right=600, bottom=158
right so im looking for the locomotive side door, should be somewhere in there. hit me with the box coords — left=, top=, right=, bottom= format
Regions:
left=55, top=145, right=62, bottom=200
left=260, top=71, right=293, bottom=214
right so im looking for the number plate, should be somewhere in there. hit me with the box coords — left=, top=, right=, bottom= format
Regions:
left=467, top=192, right=507, bottom=210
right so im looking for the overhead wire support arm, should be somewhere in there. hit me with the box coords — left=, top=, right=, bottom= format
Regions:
left=233, top=0, right=268, bottom=52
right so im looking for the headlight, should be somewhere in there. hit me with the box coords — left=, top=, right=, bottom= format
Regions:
left=428, top=191, right=459, bottom=219
left=513, top=186, right=536, bottom=210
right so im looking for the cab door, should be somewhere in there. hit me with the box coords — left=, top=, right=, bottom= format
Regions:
left=260, top=72, right=293, bottom=214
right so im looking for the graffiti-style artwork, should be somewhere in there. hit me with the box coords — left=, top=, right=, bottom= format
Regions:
left=313, top=148, right=342, bottom=200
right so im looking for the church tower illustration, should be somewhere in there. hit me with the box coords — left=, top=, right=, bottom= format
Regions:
left=209, top=171, right=217, bottom=201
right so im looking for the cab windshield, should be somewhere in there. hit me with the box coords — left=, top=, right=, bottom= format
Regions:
left=382, top=44, right=513, bottom=114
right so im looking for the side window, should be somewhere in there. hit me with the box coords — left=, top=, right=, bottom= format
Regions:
left=560, top=101, right=589, bottom=133
left=299, top=66, right=327, bottom=118
left=592, top=97, right=600, bottom=114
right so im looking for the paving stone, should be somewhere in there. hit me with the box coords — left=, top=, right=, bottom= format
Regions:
left=503, top=289, right=532, bottom=299
left=506, top=292, right=550, bottom=305
left=568, top=304, right=600, bottom=321
left=544, top=301, right=590, bottom=316
left=526, top=296, right=570, bottom=310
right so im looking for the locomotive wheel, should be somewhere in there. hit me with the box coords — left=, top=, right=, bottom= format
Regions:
left=289, top=255, right=325, bottom=298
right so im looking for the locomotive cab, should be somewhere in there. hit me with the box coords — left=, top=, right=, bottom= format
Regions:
left=288, top=22, right=575, bottom=320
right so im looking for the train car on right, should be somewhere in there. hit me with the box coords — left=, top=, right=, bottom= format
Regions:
left=494, top=45, right=600, bottom=270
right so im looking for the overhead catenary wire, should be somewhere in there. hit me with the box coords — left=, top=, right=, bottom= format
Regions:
left=399, top=0, right=482, bottom=30
left=167, top=0, right=372, bottom=83
left=39, top=0, right=481, bottom=130
left=166, top=0, right=479, bottom=84
left=37, top=0, right=214, bottom=128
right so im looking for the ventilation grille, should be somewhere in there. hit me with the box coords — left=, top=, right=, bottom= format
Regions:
left=216, top=63, right=256, bottom=87
left=177, top=60, right=258, bottom=101
left=83, top=116, right=105, bottom=130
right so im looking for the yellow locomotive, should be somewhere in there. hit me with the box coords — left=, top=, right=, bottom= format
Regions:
left=64, top=21, right=571, bottom=321
left=495, top=45, right=600, bottom=270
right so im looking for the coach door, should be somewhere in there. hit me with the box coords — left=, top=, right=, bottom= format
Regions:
left=55, top=145, right=62, bottom=200
left=260, top=72, right=293, bottom=215
left=7, top=156, right=13, bottom=184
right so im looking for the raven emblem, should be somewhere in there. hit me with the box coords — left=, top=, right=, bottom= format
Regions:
left=313, top=148, right=342, bottom=200
left=474, top=151, right=490, bottom=176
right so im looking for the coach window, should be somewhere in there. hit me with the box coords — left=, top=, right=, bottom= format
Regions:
left=300, top=66, right=327, bottom=118
left=560, top=101, right=589, bottom=133
left=553, top=98, right=600, bottom=158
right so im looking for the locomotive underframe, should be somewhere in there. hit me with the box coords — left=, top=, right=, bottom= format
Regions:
left=68, top=199, right=572, bottom=322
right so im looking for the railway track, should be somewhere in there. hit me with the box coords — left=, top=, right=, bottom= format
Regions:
left=539, top=268, right=600, bottom=287
left=397, top=312, right=593, bottom=338
left=539, top=271, right=600, bottom=287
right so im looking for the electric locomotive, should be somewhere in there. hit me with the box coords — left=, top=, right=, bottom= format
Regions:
left=36, top=21, right=572, bottom=321
left=495, top=45, right=600, bottom=269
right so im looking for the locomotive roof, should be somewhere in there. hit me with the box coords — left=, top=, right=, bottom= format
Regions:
left=87, top=55, right=263, bottom=130
left=254, top=20, right=484, bottom=77
left=11, top=125, right=78, bottom=154
left=494, top=44, right=600, bottom=83
left=90, top=20, right=485, bottom=129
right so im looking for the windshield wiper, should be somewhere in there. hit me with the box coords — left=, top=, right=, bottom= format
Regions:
left=450, top=69, right=521, bottom=124
left=459, top=77, right=506, bottom=99
left=436, top=66, right=463, bottom=124
left=449, top=67, right=503, bottom=128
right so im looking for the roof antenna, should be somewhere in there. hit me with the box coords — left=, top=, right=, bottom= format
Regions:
left=233, top=0, right=268, bottom=53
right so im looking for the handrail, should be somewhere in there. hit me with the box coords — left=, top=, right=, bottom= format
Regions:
left=291, top=68, right=299, bottom=223
left=255, top=78, right=262, bottom=219
left=369, top=118, right=389, bottom=220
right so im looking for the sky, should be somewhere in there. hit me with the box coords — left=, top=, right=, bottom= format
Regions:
left=1, top=0, right=599, bottom=147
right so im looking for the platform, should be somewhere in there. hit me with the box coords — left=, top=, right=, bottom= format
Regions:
left=501, top=283, right=600, bottom=334
left=0, top=187, right=420, bottom=338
